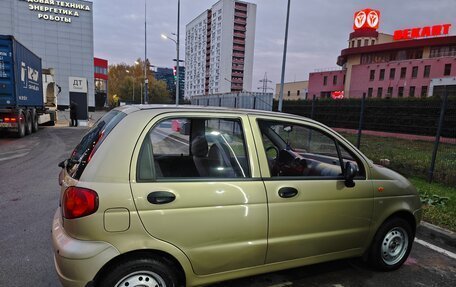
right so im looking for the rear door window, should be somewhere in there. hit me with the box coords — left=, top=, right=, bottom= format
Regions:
left=137, top=117, right=250, bottom=180
left=66, top=110, right=126, bottom=179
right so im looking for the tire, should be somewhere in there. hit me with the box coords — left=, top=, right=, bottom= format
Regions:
left=97, top=257, right=182, bottom=287
left=368, top=217, right=414, bottom=271
left=31, top=109, right=38, bottom=133
left=16, top=111, right=26, bottom=138
left=25, top=110, right=32, bottom=135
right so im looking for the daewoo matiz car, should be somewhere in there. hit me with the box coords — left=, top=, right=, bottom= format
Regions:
left=53, top=105, right=422, bottom=287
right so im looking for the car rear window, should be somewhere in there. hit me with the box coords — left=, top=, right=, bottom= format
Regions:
left=66, top=110, right=126, bottom=179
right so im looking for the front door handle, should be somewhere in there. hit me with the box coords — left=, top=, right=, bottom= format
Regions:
left=278, top=187, right=298, bottom=198
left=147, top=191, right=176, bottom=204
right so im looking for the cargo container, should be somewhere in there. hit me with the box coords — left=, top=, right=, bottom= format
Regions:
left=0, top=35, right=57, bottom=137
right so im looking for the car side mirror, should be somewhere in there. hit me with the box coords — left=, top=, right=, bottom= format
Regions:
left=344, top=162, right=358, bottom=188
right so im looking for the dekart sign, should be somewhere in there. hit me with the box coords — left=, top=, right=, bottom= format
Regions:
left=393, top=24, right=452, bottom=41
left=353, top=9, right=380, bottom=30
left=20, top=0, right=91, bottom=24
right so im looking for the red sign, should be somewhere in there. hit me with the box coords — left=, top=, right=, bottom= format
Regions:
left=331, top=91, right=344, bottom=100
left=353, top=9, right=380, bottom=30
left=393, top=24, right=451, bottom=41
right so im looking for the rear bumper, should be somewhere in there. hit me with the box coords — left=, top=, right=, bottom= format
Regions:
left=52, top=208, right=120, bottom=287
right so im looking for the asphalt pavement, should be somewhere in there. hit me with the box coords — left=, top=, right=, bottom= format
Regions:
left=0, top=124, right=455, bottom=287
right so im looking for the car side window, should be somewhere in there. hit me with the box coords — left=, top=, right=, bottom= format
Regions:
left=137, top=117, right=250, bottom=180
left=258, top=120, right=364, bottom=178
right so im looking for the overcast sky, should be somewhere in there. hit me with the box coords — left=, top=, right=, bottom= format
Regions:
left=92, top=0, right=456, bottom=92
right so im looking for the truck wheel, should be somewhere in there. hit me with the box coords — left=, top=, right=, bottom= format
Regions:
left=31, top=109, right=38, bottom=133
left=25, top=110, right=32, bottom=135
left=16, top=111, right=26, bottom=138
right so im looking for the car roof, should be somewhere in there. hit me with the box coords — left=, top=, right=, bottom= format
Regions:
left=114, top=104, right=317, bottom=124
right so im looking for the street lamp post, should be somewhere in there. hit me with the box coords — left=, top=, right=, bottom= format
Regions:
left=161, top=33, right=180, bottom=105
left=278, top=0, right=291, bottom=112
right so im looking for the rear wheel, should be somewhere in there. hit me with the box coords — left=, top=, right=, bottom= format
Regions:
left=97, top=257, right=182, bottom=287
left=16, top=111, right=26, bottom=138
left=368, top=217, right=414, bottom=271
left=31, top=109, right=38, bottom=133
left=25, top=110, right=32, bottom=135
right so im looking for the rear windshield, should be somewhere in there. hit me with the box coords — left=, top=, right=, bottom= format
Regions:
left=66, top=110, right=126, bottom=179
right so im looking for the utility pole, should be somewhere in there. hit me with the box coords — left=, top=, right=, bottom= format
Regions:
left=258, top=72, right=273, bottom=93
left=278, top=0, right=291, bottom=112
left=144, top=0, right=148, bottom=104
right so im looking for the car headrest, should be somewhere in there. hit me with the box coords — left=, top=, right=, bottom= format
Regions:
left=191, top=136, right=208, bottom=157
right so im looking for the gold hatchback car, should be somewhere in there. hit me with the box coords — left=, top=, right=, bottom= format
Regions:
left=53, top=105, right=422, bottom=287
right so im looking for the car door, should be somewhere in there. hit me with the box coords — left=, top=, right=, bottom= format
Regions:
left=250, top=115, right=373, bottom=263
left=130, top=112, right=268, bottom=276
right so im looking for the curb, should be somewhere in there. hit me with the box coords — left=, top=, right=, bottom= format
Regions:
left=417, top=221, right=456, bottom=250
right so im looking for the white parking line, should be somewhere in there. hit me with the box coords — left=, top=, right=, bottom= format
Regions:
left=0, top=152, right=30, bottom=162
left=415, top=238, right=456, bottom=260
left=266, top=282, right=293, bottom=287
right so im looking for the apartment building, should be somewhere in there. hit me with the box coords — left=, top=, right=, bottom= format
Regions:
left=185, top=0, right=256, bottom=98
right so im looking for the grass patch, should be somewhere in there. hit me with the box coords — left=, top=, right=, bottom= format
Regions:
left=410, top=177, right=456, bottom=232
left=340, top=133, right=456, bottom=186
left=340, top=132, right=456, bottom=231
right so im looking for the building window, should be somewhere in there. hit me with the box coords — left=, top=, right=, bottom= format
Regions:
left=389, top=68, right=396, bottom=80
left=409, top=86, right=415, bottom=97
left=444, top=63, right=452, bottom=76
left=364, top=39, right=369, bottom=46
left=333, top=75, right=337, bottom=85
left=398, top=86, right=404, bottom=97
left=287, top=91, right=290, bottom=97
left=377, top=87, right=383, bottom=98
left=387, top=87, right=393, bottom=98
left=368, top=88, right=373, bottom=98
left=357, top=39, right=361, bottom=47
left=323, top=76, right=327, bottom=85
left=369, top=70, right=375, bottom=81
left=400, top=67, right=407, bottom=79
left=379, top=69, right=385, bottom=80
left=412, top=66, right=418, bottom=78
left=421, top=86, right=428, bottom=98
left=297, top=90, right=300, bottom=96
left=351, top=40, right=355, bottom=48
left=371, top=39, right=375, bottom=45
left=424, top=65, right=431, bottom=78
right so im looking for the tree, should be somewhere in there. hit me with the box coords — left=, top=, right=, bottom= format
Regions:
left=108, top=59, right=172, bottom=106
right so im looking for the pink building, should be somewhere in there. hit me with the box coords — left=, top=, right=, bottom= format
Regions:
left=308, top=9, right=456, bottom=99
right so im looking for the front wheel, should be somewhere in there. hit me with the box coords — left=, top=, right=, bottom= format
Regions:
left=97, top=257, right=182, bottom=287
left=368, top=217, right=414, bottom=271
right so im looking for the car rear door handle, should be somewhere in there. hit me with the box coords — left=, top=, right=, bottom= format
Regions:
left=147, top=191, right=176, bottom=204
left=278, top=187, right=298, bottom=198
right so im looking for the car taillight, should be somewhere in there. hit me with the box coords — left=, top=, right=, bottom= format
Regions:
left=63, top=187, right=98, bottom=219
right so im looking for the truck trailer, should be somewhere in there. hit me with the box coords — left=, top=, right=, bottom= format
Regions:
left=0, top=35, right=57, bottom=138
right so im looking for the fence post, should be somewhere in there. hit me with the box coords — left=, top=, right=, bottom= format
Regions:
left=310, top=95, right=316, bottom=119
left=428, top=86, right=449, bottom=183
left=356, top=93, right=366, bottom=149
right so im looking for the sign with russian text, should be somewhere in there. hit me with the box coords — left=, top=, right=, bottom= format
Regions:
left=20, top=0, right=91, bottom=24
left=69, top=77, right=87, bottom=93
left=393, top=24, right=452, bottom=41
left=353, top=9, right=380, bottom=30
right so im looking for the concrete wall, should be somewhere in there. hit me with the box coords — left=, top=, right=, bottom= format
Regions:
left=0, top=0, right=94, bottom=108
